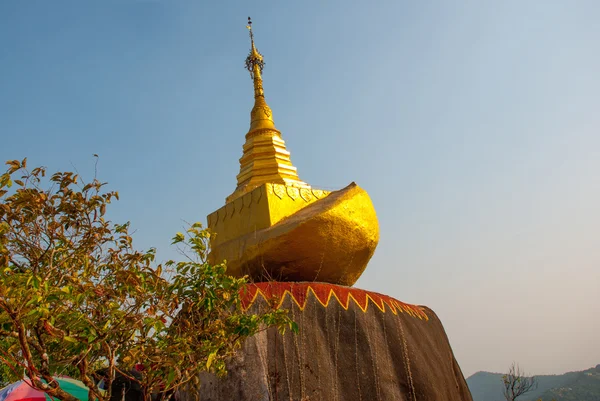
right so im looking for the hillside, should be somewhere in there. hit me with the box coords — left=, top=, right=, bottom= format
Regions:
left=467, top=364, right=600, bottom=401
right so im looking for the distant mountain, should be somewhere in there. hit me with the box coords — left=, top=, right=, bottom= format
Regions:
left=467, top=364, right=600, bottom=401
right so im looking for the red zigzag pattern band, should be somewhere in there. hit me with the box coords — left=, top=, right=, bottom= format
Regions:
left=240, top=282, right=428, bottom=320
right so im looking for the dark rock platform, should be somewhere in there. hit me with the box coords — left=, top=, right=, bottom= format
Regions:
left=192, top=282, right=472, bottom=401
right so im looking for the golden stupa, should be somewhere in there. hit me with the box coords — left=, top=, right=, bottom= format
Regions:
left=207, top=18, right=379, bottom=286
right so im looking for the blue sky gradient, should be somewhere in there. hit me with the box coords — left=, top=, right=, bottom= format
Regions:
left=1, top=1, right=599, bottom=377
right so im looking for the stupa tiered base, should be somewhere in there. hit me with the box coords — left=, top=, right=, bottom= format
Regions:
left=189, top=282, right=473, bottom=401
left=208, top=182, right=379, bottom=286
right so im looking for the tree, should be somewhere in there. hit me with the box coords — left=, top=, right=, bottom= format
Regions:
left=502, top=363, right=538, bottom=401
left=0, top=159, right=295, bottom=401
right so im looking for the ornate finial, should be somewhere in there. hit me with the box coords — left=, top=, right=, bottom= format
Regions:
left=244, top=17, right=271, bottom=130
left=245, top=17, right=265, bottom=83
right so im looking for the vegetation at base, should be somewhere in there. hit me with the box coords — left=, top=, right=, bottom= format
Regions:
left=468, top=364, right=600, bottom=401
left=0, top=359, right=12, bottom=387
left=0, top=159, right=296, bottom=400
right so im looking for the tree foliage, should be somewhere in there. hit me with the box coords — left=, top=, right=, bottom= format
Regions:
left=0, top=159, right=295, bottom=400
left=502, top=363, right=538, bottom=401
left=0, top=357, right=12, bottom=387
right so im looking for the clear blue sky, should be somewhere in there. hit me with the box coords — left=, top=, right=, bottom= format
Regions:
left=1, top=1, right=599, bottom=378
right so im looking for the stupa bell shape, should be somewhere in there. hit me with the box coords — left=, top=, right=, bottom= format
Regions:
left=207, top=19, right=379, bottom=286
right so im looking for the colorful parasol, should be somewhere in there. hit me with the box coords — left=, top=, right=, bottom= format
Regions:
left=0, top=377, right=90, bottom=401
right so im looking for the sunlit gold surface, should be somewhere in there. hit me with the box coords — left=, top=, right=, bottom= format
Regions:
left=206, top=20, right=380, bottom=286
left=209, top=183, right=379, bottom=286
left=208, top=183, right=330, bottom=249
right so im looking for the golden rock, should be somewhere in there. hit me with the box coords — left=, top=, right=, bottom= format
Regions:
left=209, top=183, right=379, bottom=286
left=206, top=20, right=379, bottom=286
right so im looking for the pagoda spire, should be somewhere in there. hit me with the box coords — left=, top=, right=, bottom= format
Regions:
left=243, top=16, right=276, bottom=132
left=227, top=17, right=308, bottom=202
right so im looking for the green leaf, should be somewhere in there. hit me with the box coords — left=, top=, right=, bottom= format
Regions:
left=206, top=351, right=217, bottom=370
left=167, top=369, right=176, bottom=386
left=172, top=232, right=185, bottom=244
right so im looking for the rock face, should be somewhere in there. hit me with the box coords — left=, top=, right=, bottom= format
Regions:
left=192, top=282, right=472, bottom=401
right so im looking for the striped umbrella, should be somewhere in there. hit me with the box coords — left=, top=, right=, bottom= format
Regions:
left=0, top=377, right=90, bottom=401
